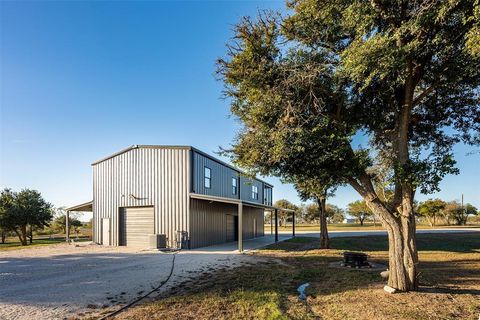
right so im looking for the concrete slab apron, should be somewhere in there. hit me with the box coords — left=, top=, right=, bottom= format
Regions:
left=0, top=236, right=286, bottom=320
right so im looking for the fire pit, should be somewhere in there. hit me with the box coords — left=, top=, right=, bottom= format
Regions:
left=342, top=251, right=370, bottom=268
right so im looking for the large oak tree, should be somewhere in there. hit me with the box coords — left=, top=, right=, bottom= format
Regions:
left=218, top=0, right=480, bottom=291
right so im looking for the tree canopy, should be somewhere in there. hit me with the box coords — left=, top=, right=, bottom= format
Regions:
left=347, top=200, right=373, bottom=226
left=273, top=199, right=298, bottom=226
left=218, top=0, right=479, bottom=292
left=0, top=188, right=53, bottom=245
left=417, top=199, right=447, bottom=226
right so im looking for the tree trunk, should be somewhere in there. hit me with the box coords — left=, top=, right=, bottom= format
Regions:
left=318, top=197, right=329, bottom=249
left=359, top=216, right=365, bottom=226
left=426, top=216, right=434, bottom=227
left=366, top=197, right=418, bottom=291
left=1, top=230, right=5, bottom=244
left=385, top=213, right=418, bottom=291
left=14, top=226, right=28, bottom=246
left=29, top=225, right=33, bottom=244
left=349, top=178, right=419, bottom=292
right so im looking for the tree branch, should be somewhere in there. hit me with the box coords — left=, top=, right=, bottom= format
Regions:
left=412, top=83, right=436, bottom=106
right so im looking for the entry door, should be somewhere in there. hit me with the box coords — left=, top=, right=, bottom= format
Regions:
left=226, top=215, right=235, bottom=242
left=102, top=218, right=110, bottom=245
left=119, top=207, right=154, bottom=247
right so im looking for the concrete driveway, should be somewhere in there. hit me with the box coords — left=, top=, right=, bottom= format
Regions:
left=0, top=235, right=286, bottom=320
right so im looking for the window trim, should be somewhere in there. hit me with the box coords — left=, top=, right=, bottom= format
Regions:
left=204, top=166, right=211, bottom=189
left=252, top=185, right=258, bottom=200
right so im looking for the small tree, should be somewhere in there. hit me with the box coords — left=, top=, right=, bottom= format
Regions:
left=445, top=201, right=478, bottom=225
left=347, top=200, right=373, bottom=226
left=52, top=207, right=82, bottom=237
left=294, top=178, right=337, bottom=249
left=325, top=205, right=345, bottom=224
left=304, top=203, right=319, bottom=223
left=0, top=188, right=53, bottom=245
left=417, top=199, right=447, bottom=226
left=273, top=199, right=297, bottom=227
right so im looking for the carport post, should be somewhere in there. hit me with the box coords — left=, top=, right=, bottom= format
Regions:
left=292, top=211, right=295, bottom=237
left=270, top=211, right=273, bottom=235
left=274, top=209, right=278, bottom=242
left=238, top=202, right=243, bottom=252
left=66, top=210, right=70, bottom=243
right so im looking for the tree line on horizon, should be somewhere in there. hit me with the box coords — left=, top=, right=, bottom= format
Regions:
left=270, top=198, right=478, bottom=227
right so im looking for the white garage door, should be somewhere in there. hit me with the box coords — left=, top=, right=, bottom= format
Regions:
left=119, top=207, right=154, bottom=247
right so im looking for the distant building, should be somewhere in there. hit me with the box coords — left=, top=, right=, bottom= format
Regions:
left=67, top=145, right=274, bottom=250
left=343, top=218, right=356, bottom=224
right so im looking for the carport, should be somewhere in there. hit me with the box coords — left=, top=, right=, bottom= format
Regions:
left=65, top=201, right=93, bottom=242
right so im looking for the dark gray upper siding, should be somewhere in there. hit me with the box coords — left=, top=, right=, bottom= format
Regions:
left=191, top=149, right=272, bottom=205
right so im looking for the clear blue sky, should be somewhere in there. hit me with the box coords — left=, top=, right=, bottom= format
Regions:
left=1, top=1, right=478, bottom=219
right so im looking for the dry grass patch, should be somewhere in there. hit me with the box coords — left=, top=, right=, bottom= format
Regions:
left=116, top=233, right=480, bottom=320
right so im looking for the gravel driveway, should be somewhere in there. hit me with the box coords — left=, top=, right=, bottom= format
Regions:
left=0, top=242, right=257, bottom=319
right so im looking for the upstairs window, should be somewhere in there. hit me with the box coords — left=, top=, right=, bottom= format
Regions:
left=264, top=187, right=272, bottom=206
left=252, top=185, right=258, bottom=200
left=204, top=167, right=211, bottom=189
left=232, top=177, right=237, bottom=195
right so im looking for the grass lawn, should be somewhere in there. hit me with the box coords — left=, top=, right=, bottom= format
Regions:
left=118, top=233, right=480, bottom=320
left=266, top=223, right=480, bottom=232
left=0, top=236, right=90, bottom=251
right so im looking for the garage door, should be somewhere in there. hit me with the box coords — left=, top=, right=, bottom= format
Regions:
left=119, top=207, right=154, bottom=247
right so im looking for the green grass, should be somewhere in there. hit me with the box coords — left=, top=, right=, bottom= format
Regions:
left=265, top=223, right=480, bottom=232
left=0, top=237, right=90, bottom=251
left=117, top=233, right=480, bottom=320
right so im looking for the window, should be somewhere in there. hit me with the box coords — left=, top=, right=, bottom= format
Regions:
left=252, top=185, right=258, bottom=200
left=264, top=187, right=272, bottom=206
left=232, top=177, right=237, bottom=194
left=204, top=167, right=211, bottom=188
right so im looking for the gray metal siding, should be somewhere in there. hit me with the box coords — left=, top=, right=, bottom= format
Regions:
left=192, top=151, right=240, bottom=200
left=93, top=147, right=190, bottom=247
left=192, top=151, right=267, bottom=205
left=189, top=199, right=264, bottom=249
left=239, top=176, right=264, bottom=204
left=242, top=206, right=265, bottom=239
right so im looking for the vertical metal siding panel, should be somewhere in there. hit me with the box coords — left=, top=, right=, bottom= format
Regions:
left=190, top=199, right=237, bottom=248
left=93, top=147, right=191, bottom=248
left=93, top=166, right=97, bottom=243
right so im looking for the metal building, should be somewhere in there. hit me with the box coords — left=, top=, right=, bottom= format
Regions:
left=67, top=145, right=278, bottom=250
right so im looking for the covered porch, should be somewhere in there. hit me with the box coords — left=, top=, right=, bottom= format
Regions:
left=189, top=193, right=297, bottom=252
left=65, top=201, right=93, bottom=242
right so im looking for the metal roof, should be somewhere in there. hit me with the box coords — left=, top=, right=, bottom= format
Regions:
left=66, top=201, right=93, bottom=212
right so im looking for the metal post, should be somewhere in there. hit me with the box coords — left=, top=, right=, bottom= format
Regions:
left=270, top=211, right=273, bottom=235
left=66, top=210, right=70, bottom=243
left=238, top=203, right=243, bottom=252
left=274, top=209, right=278, bottom=242
left=292, top=211, right=295, bottom=237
